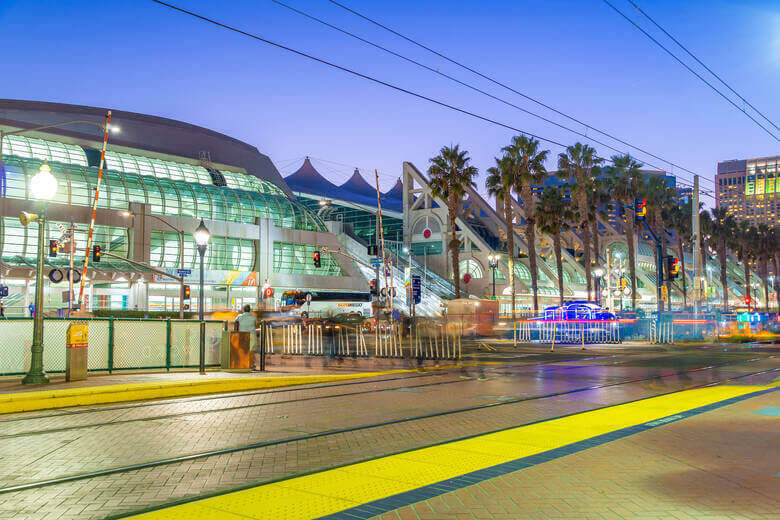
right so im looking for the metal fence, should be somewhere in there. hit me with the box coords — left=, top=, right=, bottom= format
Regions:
left=260, top=317, right=461, bottom=360
left=0, top=317, right=226, bottom=376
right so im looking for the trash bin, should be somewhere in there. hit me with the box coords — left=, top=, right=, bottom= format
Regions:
left=66, top=323, right=88, bottom=382
left=220, top=331, right=251, bottom=370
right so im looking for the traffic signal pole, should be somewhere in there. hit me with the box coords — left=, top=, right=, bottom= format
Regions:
left=641, top=221, right=665, bottom=316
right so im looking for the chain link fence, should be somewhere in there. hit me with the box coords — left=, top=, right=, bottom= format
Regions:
left=0, top=317, right=226, bottom=376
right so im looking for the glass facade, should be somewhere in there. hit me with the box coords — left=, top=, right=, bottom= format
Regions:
left=273, top=241, right=342, bottom=276
left=1, top=155, right=325, bottom=232
left=149, top=231, right=254, bottom=271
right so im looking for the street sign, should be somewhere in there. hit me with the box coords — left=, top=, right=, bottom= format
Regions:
left=0, top=286, right=7, bottom=298
left=369, top=257, right=382, bottom=267
left=176, top=268, right=192, bottom=277
left=412, top=275, right=421, bottom=304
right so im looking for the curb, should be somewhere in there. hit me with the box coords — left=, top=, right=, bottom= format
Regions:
left=0, top=362, right=499, bottom=414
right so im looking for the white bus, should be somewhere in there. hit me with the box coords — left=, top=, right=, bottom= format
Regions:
left=280, top=291, right=372, bottom=318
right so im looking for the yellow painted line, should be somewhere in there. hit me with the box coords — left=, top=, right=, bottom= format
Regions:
left=128, top=384, right=772, bottom=520
left=0, top=362, right=499, bottom=415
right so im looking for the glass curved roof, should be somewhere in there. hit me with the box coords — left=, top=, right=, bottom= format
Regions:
left=2, top=155, right=325, bottom=232
left=2, top=134, right=87, bottom=166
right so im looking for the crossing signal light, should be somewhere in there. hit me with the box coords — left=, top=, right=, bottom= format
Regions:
left=667, top=256, right=680, bottom=280
left=369, top=278, right=378, bottom=296
left=634, top=198, right=646, bottom=221
left=183, top=285, right=191, bottom=300
left=92, top=245, right=102, bottom=262
left=49, top=240, right=58, bottom=257
left=312, top=250, right=321, bottom=268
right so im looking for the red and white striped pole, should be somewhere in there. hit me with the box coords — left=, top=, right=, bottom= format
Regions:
left=77, top=110, right=112, bottom=309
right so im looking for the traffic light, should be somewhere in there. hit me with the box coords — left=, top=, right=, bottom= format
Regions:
left=667, top=256, right=680, bottom=280
left=743, top=296, right=752, bottom=306
left=48, top=240, right=58, bottom=257
left=634, top=198, right=646, bottom=222
left=92, top=245, right=101, bottom=262
left=183, top=285, right=191, bottom=300
left=369, top=278, right=378, bottom=296
left=313, top=250, right=321, bottom=268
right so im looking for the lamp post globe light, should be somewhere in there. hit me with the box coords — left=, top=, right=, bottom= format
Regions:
left=487, top=254, right=499, bottom=299
left=193, top=219, right=210, bottom=375
left=22, top=162, right=58, bottom=385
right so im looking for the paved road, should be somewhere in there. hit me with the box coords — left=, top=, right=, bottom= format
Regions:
left=0, top=346, right=776, bottom=519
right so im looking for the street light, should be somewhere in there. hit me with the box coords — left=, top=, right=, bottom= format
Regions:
left=20, top=162, right=58, bottom=384
left=593, top=267, right=604, bottom=308
left=487, top=254, right=499, bottom=299
left=193, top=219, right=210, bottom=375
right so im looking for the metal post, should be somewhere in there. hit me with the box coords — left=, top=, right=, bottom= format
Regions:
left=23, top=206, right=49, bottom=384
left=491, top=265, right=496, bottom=298
left=165, top=317, right=172, bottom=371
left=178, top=230, right=185, bottom=319
left=198, top=245, right=206, bottom=375
left=656, top=238, right=663, bottom=316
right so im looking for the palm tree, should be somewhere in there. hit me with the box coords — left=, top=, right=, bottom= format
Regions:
left=639, top=175, right=676, bottom=311
left=557, top=143, right=602, bottom=301
left=708, top=207, right=736, bottom=311
left=536, top=186, right=578, bottom=306
left=755, top=224, right=773, bottom=313
left=699, top=210, right=714, bottom=307
left=486, top=156, right=517, bottom=319
left=503, top=135, right=549, bottom=312
left=428, top=144, right=478, bottom=299
left=667, top=200, right=693, bottom=308
left=735, top=221, right=758, bottom=309
left=585, top=175, right=612, bottom=270
left=605, top=155, right=644, bottom=310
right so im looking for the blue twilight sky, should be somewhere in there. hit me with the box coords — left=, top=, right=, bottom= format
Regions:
left=1, top=0, right=778, bottom=199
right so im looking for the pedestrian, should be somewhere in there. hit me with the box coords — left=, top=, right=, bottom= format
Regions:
left=0, top=301, right=5, bottom=317
left=234, top=304, right=259, bottom=369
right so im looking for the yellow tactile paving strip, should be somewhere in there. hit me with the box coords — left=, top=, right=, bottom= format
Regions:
left=128, top=384, right=773, bottom=520
left=0, top=362, right=498, bottom=414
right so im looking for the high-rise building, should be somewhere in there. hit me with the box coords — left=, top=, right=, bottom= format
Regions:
left=716, top=155, right=779, bottom=225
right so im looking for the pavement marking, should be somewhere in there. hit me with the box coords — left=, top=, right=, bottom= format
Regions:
left=754, top=406, right=780, bottom=416
left=127, top=384, right=775, bottom=520
left=0, top=362, right=499, bottom=414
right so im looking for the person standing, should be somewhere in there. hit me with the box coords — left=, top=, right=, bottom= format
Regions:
left=235, top=304, right=259, bottom=369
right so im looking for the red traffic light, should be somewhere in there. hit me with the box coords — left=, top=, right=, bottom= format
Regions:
left=49, top=240, right=58, bottom=257
left=183, top=285, right=191, bottom=300
left=312, top=250, right=322, bottom=268
left=92, top=245, right=102, bottom=262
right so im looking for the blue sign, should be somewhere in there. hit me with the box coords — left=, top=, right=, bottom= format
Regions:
left=369, top=257, right=382, bottom=267
left=176, top=268, right=192, bottom=277
left=0, top=286, right=7, bottom=298
left=412, top=275, right=422, bottom=305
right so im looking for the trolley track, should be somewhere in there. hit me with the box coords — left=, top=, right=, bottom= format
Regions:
left=0, top=357, right=775, bottom=496
left=0, top=351, right=693, bottom=436
left=0, top=351, right=618, bottom=426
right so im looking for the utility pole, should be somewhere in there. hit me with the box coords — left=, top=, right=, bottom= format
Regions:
left=692, top=175, right=701, bottom=314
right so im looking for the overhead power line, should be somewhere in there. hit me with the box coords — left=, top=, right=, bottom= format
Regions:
left=326, top=0, right=718, bottom=187
left=149, top=1, right=715, bottom=200
left=627, top=0, right=779, bottom=133
left=602, top=0, right=778, bottom=141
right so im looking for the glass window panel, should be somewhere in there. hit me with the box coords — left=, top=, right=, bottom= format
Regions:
left=273, top=241, right=342, bottom=276
left=157, top=179, right=181, bottom=216
left=192, top=184, right=212, bottom=219
left=205, top=186, right=227, bottom=221
left=123, top=172, right=147, bottom=204
left=142, top=177, right=164, bottom=214
left=177, top=182, right=197, bottom=218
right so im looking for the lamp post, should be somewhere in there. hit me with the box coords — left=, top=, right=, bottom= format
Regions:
left=594, top=267, right=604, bottom=308
left=21, top=162, right=58, bottom=384
left=488, top=254, right=499, bottom=299
left=193, top=219, right=210, bottom=375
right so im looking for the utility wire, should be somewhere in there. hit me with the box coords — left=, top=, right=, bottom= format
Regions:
left=149, top=1, right=715, bottom=200
left=602, top=0, right=778, bottom=141
left=627, top=0, right=778, bottom=132
left=326, top=0, right=718, bottom=186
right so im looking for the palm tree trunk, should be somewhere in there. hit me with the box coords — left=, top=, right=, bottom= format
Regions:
left=761, top=258, right=769, bottom=313
left=554, top=231, right=564, bottom=306
left=700, top=243, right=708, bottom=308
left=505, top=197, right=516, bottom=321
left=579, top=192, right=592, bottom=301
left=449, top=196, right=461, bottom=299
left=678, top=237, right=687, bottom=308
left=718, top=244, right=729, bottom=312
left=591, top=219, right=600, bottom=265
left=627, top=214, right=637, bottom=311
left=522, top=186, right=539, bottom=312
left=743, top=260, right=751, bottom=309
